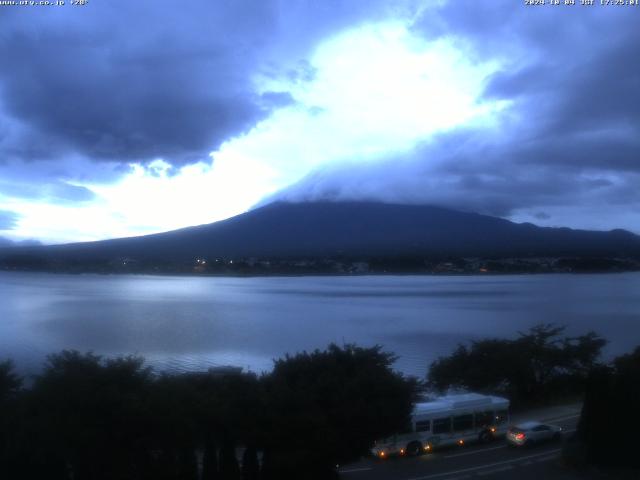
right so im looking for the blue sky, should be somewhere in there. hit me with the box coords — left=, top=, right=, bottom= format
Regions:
left=0, top=0, right=639, bottom=244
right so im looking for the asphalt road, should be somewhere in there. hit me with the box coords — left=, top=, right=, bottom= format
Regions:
left=339, top=409, right=581, bottom=480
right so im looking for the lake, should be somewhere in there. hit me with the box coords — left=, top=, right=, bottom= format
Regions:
left=1, top=271, right=639, bottom=378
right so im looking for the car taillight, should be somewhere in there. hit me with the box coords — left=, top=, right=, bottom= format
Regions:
left=515, top=433, right=525, bottom=440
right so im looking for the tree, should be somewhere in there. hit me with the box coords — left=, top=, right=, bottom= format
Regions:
left=572, top=346, right=640, bottom=468
left=0, top=359, right=22, bottom=401
left=26, top=350, right=154, bottom=480
left=0, top=360, right=24, bottom=477
left=144, top=373, right=200, bottom=480
left=260, top=344, right=418, bottom=479
left=144, top=368, right=263, bottom=480
left=1, top=343, right=416, bottom=480
left=241, top=446, right=259, bottom=480
left=427, top=324, right=606, bottom=406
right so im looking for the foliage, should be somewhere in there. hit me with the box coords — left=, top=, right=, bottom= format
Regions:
left=0, top=360, right=23, bottom=475
left=0, top=359, right=22, bottom=401
left=26, top=351, right=154, bottom=480
left=0, top=343, right=416, bottom=480
left=572, top=346, right=640, bottom=468
left=427, top=324, right=606, bottom=405
left=261, top=343, right=419, bottom=479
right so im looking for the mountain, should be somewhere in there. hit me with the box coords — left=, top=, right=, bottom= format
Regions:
left=1, top=202, right=640, bottom=270
left=0, top=236, right=41, bottom=248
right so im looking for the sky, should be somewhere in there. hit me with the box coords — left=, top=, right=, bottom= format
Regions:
left=0, top=0, right=638, bottom=245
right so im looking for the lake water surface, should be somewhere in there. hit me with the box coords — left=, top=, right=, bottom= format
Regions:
left=1, top=271, right=639, bottom=377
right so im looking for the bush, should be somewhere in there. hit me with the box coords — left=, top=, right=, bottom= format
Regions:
left=427, top=324, right=606, bottom=406
left=571, top=346, right=640, bottom=468
left=261, top=343, right=419, bottom=479
left=0, top=343, right=417, bottom=480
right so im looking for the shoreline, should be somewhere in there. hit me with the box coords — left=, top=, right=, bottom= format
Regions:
left=1, top=268, right=639, bottom=278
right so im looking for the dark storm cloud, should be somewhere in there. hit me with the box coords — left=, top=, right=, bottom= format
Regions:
left=0, top=0, right=408, bottom=168
left=0, top=209, right=19, bottom=230
left=0, top=2, right=274, bottom=166
left=0, top=0, right=414, bottom=201
left=431, top=0, right=640, bottom=171
left=271, top=135, right=639, bottom=218
left=273, top=116, right=640, bottom=227
left=274, top=1, right=640, bottom=230
left=3, top=0, right=638, bottom=234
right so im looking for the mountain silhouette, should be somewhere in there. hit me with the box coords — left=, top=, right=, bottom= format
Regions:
left=2, top=202, right=639, bottom=267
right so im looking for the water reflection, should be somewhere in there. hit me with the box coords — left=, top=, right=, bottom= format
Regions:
left=1, top=272, right=639, bottom=376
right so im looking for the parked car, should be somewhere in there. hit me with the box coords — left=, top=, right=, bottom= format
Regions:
left=506, top=421, right=562, bottom=447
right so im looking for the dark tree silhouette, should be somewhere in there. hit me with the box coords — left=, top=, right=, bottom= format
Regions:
left=219, top=439, right=241, bottom=480
left=202, top=433, right=219, bottom=480
left=427, top=324, right=606, bottom=406
left=241, top=446, right=260, bottom=480
left=0, top=359, right=22, bottom=401
left=182, top=369, right=262, bottom=480
left=26, top=351, right=154, bottom=480
left=1, top=343, right=416, bottom=480
left=260, top=343, right=418, bottom=479
left=145, top=373, right=208, bottom=480
left=0, top=360, right=24, bottom=477
left=572, top=346, right=640, bottom=468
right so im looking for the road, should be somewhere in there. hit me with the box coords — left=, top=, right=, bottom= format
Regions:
left=339, top=405, right=582, bottom=480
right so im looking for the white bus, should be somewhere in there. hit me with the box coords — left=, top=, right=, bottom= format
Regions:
left=372, top=393, right=510, bottom=458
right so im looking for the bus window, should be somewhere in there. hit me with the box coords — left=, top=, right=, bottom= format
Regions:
left=433, top=417, right=451, bottom=434
left=415, top=420, right=431, bottom=432
left=495, top=410, right=508, bottom=424
left=475, top=411, right=493, bottom=428
left=453, top=414, right=473, bottom=432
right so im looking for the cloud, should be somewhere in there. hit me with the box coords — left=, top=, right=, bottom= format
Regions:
left=259, top=91, right=297, bottom=110
left=0, top=209, right=19, bottom=230
left=0, top=0, right=427, bottom=242
left=0, top=0, right=415, bottom=168
left=0, top=181, right=95, bottom=204
left=269, top=1, right=640, bottom=233
left=271, top=114, right=640, bottom=230
left=221, top=20, right=504, bottom=201
left=1, top=0, right=638, bottom=241
left=4, top=14, right=499, bottom=244
left=0, top=3, right=269, bottom=166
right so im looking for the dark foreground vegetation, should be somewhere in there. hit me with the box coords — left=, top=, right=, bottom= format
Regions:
left=427, top=324, right=640, bottom=472
left=0, top=345, right=417, bottom=480
left=565, top=346, right=640, bottom=470
left=427, top=324, right=607, bottom=408
left=1, top=326, right=638, bottom=479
